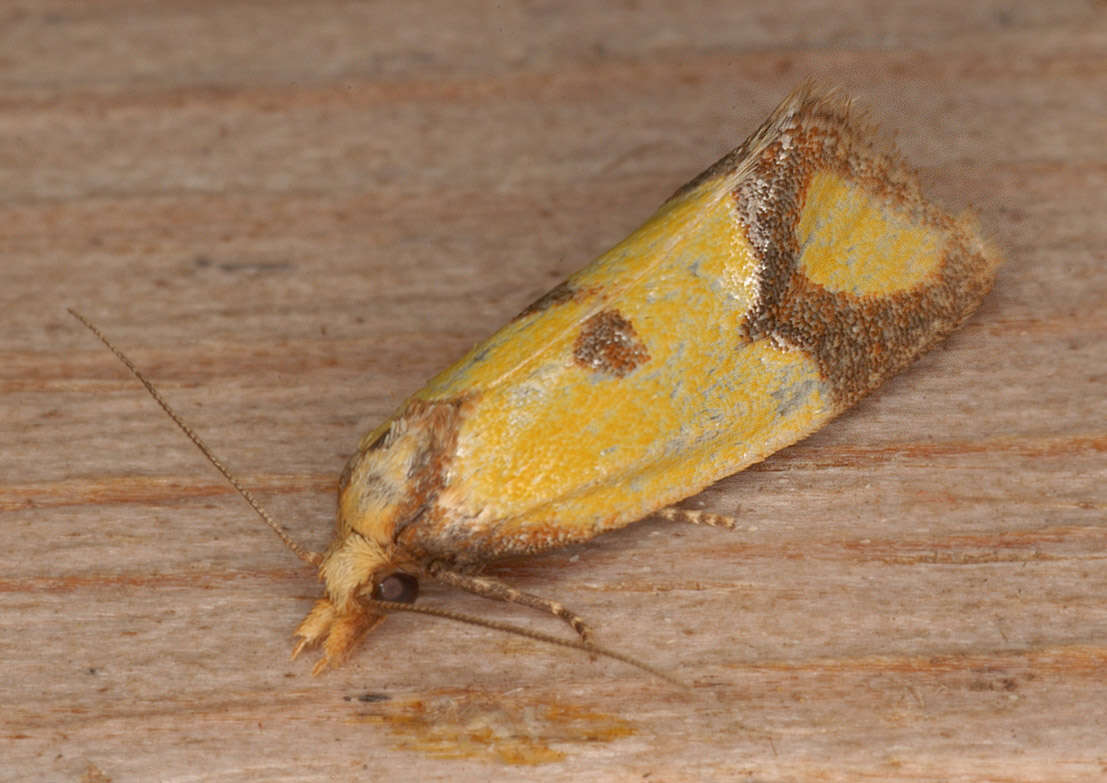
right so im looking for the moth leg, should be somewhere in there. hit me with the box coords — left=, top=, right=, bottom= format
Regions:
left=655, top=506, right=737, bottom=529
left=427, top=564, right=594, bottom=643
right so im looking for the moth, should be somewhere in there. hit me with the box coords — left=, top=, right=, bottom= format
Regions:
left=74, top=85, right=1001, bottom=681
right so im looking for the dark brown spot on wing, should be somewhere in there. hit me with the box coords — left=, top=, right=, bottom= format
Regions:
left=573, top=310, right=650, bottom=378
left=515, top=280, right=576, bottom=320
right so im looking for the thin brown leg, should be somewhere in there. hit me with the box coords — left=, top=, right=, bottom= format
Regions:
left=426, top=563, right=594, bottom=643
left=655, top=506, right=737, bottom=529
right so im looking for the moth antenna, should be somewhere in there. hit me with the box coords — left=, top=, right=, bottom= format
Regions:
left=68, top=308, right=323, bottom=567
left=367, top=598, right=686, bottom=688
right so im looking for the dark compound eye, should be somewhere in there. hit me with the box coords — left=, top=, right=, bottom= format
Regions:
left=372, top=573, right=419, bottom=604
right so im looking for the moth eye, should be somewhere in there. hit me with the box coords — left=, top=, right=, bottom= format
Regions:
left=373, top=573, right=419, bottom=604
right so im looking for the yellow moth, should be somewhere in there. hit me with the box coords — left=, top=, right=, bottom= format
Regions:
left=73, top=85, right=1001, bottom=681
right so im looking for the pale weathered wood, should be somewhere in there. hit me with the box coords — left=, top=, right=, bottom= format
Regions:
left=2, top=2, right=1105, bottom=781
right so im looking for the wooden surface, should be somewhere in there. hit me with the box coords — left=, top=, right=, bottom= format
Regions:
left=3, top=2, right=1105, bottom=781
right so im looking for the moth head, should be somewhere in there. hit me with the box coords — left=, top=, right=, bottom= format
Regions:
left=316, top=527, right=420, bottom=614
left=293, top=532, right=421, bottom=672
left=325, top=398, right=464, bottom=611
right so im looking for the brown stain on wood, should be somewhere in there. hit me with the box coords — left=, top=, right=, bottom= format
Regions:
left=351, top=689, right=635, bottom=765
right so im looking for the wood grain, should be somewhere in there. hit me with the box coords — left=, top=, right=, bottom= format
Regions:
left=2, top=2, right=1105, bottom=781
